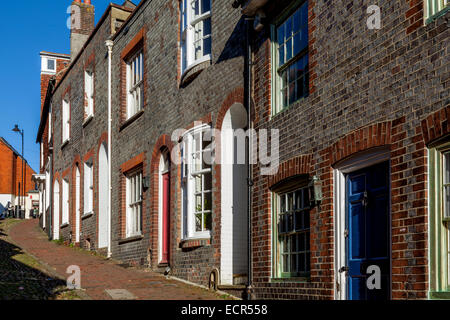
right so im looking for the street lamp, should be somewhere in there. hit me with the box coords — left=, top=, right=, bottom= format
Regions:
left=12, top=124, right=25, bottom=218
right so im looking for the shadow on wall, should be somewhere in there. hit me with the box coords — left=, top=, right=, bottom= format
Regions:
left=0, top=222, right=66, bottom=300
left=216, top=17, right=246, bottom=64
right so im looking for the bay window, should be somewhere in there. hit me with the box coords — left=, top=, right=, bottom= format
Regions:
left=272, top=1, right=309, bottom=115
left=180, top=0, right=212, bottom=75
left=181, top=125, right=213, bottom=239
left=62, top=98, right=70, bottom=143
left=126, top=170, right=143, bottom=238
left=126, top=50, right=144, bottom=119
left=84, top=70, right=94, bottom=119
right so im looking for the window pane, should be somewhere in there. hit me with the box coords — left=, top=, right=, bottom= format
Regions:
left=201, top=0, right=211, bottom=13
left=445, top=153, right=450, bottom=184
left=203, top=36, right=212, bottom=56
left=47, top=59, right=55, bottom=70
left=204, top=211, right=212, bottom=231
left=196, top=214, right=202, bottom=232
left=195, top=195, right=202, bottom=213
left=445, top=186, right=450, bottom=218
left=204, top=191, right=212, bottom=211
left=286, top=37, right=292, bottom=61
left=204, top=172, right=212, bottom=191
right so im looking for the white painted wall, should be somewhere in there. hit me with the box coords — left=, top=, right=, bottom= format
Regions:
left=220, top=103, right=249, bottom=285
left=98, top=143, right=109, bottom=248
left=0, top=194, right=12, bottom=214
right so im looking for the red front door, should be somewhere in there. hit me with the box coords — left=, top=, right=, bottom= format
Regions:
left=162, top=173, right=170, bottom=264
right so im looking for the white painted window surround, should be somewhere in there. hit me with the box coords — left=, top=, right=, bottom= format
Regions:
left=126, top=171, right=143, bottom=238
left=333, top=147, right=390, bottom=300
left=181, top=124, right=213, bottom=240
left=84, top=161, right=94, bottom=214
left=62, top=179, right=69, bottom=225
left=84, top=70, right=94, bottom=119
left=41, top=56, right=56, bottom=74
left=126, top=51, right=144, bottom=120
left=62, top=98, right=70, bottom=144
left=48, top=105, right=52, bottom=143
left=425, top=0, right=450, bottom=21
left=180, top=0, right=212, bottom=76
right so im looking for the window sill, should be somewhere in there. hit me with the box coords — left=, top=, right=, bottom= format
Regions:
left=180, top=59, right=211, bottom=87
left=81, top=212, right=94, bottom=220
left=179, top=238, right=211, bottom=249
left=429, top=291, right=450, bottom=300
left=83, top=115, right=94, bottom=127
left=271, top=277, right=311, bottom=283
left=425, top=6, right=450, bottom=25
left=60, top=223, right=69, bottom=229
left=61, top=139, right=70, bottom=150
left=120, top=110, right=144, bottom=132
left=271, top=94, right=310, bottom=120
left=119, top=235, right=144, bottom=245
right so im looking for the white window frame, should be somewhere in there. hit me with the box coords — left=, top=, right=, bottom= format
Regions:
left=84, top=70, right=94, bottom=119
left=62, top=178, right=69, bottom=225
left=84, top=161, right=94, bottom=215
left=45, top=165, right=50, bottom=211
left=126, top=171, right=143, bottom=238
left=425, top=0, right=450, bottom=21
left=180, top=0, right=212, bottom=76
left=62, top=98, right=70, bottom=144
left=429, top=143, right=450, bottom=297
left=271, top=1, right=309, bottom=116
left=181, top=124, right=213, bottom=240
left=272, top=186, right=311, bottom=279
left=42, top=57, right=56, bottom=74
left=126, top=50, right=144, bottom=120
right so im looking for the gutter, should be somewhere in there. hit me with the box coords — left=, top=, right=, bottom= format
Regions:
left=245, top=16, right=255, bottom=301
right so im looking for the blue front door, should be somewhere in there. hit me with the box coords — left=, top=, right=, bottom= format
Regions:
left=346, top=161, right=390, bottom=300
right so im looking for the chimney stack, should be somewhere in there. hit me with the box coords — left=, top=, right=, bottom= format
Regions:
left=70, top=0, right=95, bottom=59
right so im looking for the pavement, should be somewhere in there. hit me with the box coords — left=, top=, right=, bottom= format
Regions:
left=7, top=219, right=227, bottom=300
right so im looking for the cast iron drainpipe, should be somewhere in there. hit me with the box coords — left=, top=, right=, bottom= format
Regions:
left=245, top=16, right=255, bottom=301
left=106, top=39, right=114, bottom=258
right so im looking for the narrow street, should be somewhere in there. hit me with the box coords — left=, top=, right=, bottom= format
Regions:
left=0, top=219, right=228, bottom=300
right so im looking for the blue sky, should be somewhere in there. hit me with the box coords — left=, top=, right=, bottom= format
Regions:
left=0, top=0, right=123, bottom=173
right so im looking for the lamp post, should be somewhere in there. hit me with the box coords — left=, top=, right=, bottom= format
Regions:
left=12, top=124, right=24, bottom=218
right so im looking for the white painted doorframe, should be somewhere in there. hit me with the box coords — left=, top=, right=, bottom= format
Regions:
left=333, top=147, right=391, bottom=300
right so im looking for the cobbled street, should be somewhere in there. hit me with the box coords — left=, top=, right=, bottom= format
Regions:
left=0, top=219, right=230, bottom=300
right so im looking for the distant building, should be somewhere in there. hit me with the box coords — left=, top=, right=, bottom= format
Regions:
left=0, top=137, right=36, bottom=216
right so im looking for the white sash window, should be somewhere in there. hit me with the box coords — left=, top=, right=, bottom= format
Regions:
left=180, top=0, right=212, bottom=75
left=126, top=51, right=144, bottom=119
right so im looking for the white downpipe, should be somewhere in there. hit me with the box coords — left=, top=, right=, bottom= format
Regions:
left=106, top=39, right=113, bottom=258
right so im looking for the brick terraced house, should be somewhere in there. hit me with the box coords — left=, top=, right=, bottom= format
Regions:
left=37, top=0, right=450, bottom=300
left=236, top=0, right=449, bottom=300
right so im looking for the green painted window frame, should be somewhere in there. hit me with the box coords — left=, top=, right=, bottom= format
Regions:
left=428, top=141, right=450, bottom=298
left=425, top=0, right=450, bottom=24
left=270, top=0, right=309, bottom=118
left=271, top=185, right=311, bottom=280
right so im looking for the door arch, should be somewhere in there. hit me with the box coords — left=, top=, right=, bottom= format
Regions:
left=98, top=143, right=109, bottom=249
left=220, top=103, right=248, bottom=285
left=53, top=180, right=60, bottom=240
left=158, top=149, right=171, bottom=265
